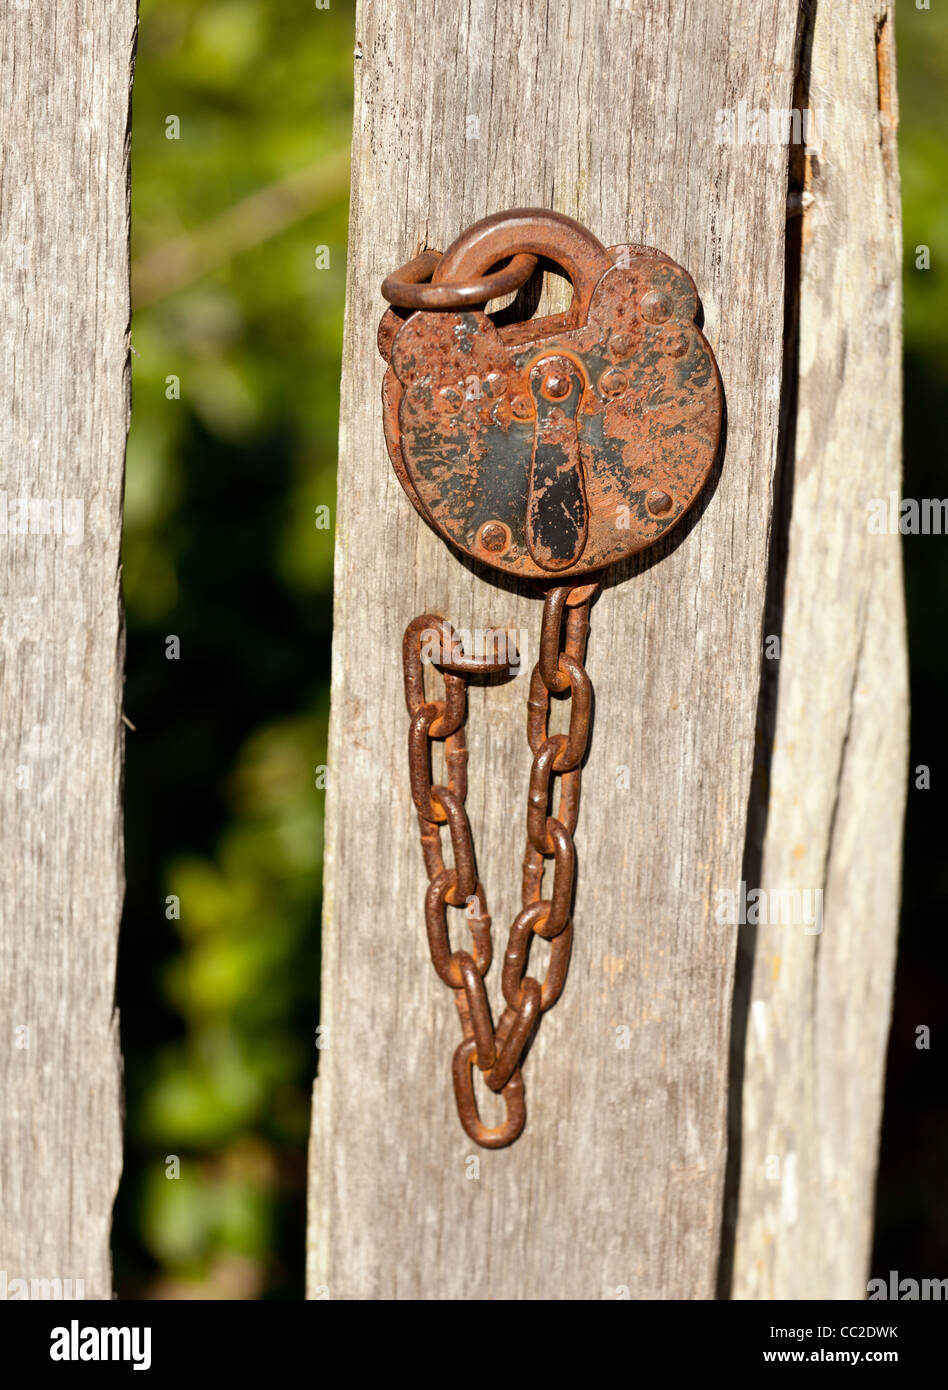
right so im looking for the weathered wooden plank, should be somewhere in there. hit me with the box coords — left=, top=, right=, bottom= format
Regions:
left=730, top=0, right=906, bottom=1300
left=0, top=1, right=135, bottom=1299
left=310, top=0, right=801, bottom=1299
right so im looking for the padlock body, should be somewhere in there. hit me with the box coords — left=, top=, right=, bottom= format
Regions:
left=380, top=246, right=723, bottom=580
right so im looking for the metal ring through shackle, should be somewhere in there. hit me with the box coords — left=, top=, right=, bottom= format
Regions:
left=381, top=248, right=538, bottom=310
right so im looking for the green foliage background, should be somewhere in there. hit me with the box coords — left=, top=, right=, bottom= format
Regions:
left=117, top=0, right=353, bottom=1298
left=117, top=0, right=946, bottom=1297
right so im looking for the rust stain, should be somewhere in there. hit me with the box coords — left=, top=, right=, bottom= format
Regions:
left=875, top=12, right=893, bottom=124
left=874, top=10, right=899, bottom=180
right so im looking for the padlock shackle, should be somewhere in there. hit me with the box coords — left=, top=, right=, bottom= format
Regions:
left=434, top=209, right=613, bottom=327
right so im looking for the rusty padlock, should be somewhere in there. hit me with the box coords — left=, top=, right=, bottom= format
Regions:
left=379, top=208, right=722, bottom=578
left=381, top=210, right=723, bottom=1147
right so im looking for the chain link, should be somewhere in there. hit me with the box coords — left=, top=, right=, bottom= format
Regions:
left=402, top=582, right=598, bottom=1148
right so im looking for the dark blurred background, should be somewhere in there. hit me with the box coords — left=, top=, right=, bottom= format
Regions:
left=871, top=8, right=948, bottom=1279
left=114, top=1, right=945, bottom=1297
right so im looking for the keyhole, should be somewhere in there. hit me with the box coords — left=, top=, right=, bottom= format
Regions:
left=525, top=355, right=589, bottom=571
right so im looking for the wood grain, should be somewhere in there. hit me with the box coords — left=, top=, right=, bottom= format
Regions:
left=730, top=0, right=906, bottom=1300
left=0, top=1, right=135, bottom=1299
left=310, top=0, right=803, bottom=1299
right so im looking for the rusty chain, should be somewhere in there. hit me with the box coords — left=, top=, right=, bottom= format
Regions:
left=403, top=581, right=598, bottom=1149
